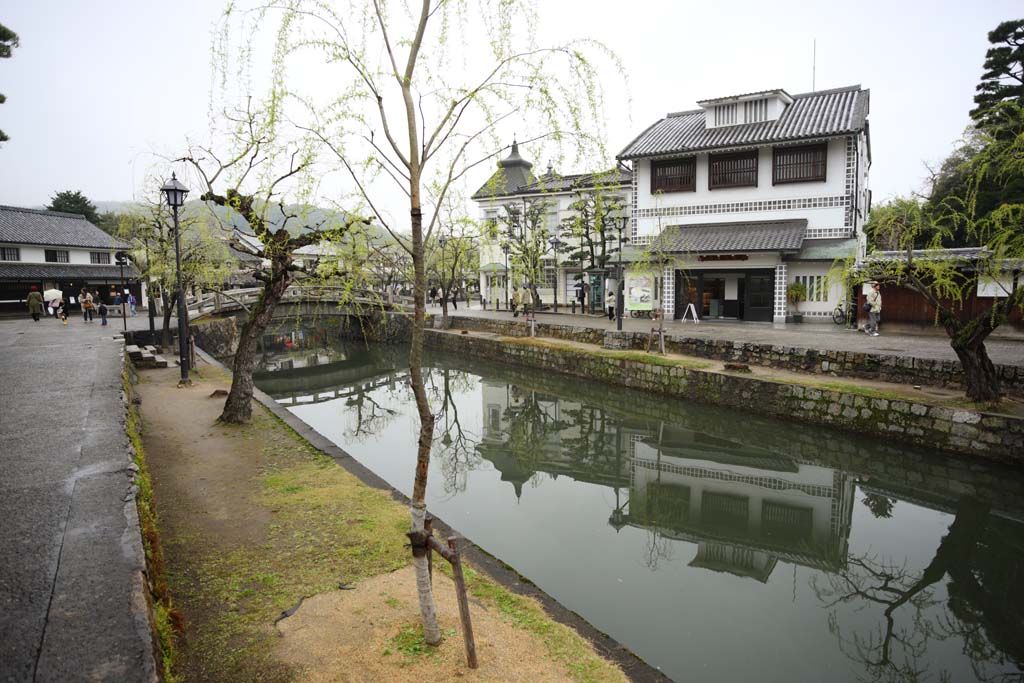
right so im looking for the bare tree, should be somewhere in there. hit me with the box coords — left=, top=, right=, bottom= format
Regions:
left=225, top=0, right=622, bottom=644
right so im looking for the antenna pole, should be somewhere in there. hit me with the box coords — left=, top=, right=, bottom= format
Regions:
left=812, top=39, right=816, bottom=91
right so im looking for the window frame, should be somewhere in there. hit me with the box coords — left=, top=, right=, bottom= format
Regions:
left=44, top=249, right=70, bottom=263
left=708, top=150, right=759, bottom=190
left=90, top=251, right=111, bottom=264
left=650, top=157, right=696, bottom=193
left=0, top=246, right=20, bottom=262
left=772, top=142, right=828, bottom=185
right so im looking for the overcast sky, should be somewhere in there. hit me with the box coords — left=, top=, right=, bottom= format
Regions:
left=1, top=0, right=1019, bottom=213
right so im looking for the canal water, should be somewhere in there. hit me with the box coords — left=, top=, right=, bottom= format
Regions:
left=252, top=333, right=1024, bottom=683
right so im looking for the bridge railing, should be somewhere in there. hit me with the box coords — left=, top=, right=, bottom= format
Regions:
left=181, top=285, right=417, bottom=315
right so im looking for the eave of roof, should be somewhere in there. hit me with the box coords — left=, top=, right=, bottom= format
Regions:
left=0, top=262, right=141, bottom=280
left=0, top=205, right=129, bottom=249
left=618, top=85, right=868, bottom=160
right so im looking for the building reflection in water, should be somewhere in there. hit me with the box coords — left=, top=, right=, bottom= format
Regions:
left=478, top=378, right=854, bottom=581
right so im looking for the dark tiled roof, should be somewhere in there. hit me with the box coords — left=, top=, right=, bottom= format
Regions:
left=516, top=166, right=633, bottom=195
left=472, top=140, right=536, bottom=200
left=650, top=220, right=806, bottom=253
left=0, top=262, right=140, bottom=280
left=618, top=86, right=869, bottom=160
left=0, top=205, right=129, bottom=249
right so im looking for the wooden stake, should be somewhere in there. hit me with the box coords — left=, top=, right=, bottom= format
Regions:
left=424, top=514, right=434, bottom=585
left=447, top=536, right=478, bottom=669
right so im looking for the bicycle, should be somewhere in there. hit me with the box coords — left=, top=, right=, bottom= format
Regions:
left=832, top=301, right=856, bottom=327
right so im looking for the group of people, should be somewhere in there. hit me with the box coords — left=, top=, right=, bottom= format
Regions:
left=428, top=285, right=460, bottom=310
left=25, top=285, right=136, bottom=327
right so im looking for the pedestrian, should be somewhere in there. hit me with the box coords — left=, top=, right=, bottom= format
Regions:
left=81, top=289, right=95, bottom=322
left=429, top=285, right=437, bottom=306
left=511, top=286, right=522, bottom=317
left=26, top=286, right=45, bottom=322
left=128, top=292, right=137, bottom=316
left=99, top=300, right=109, bottom=326
left=864, top=281, right=882, bottom=337
left=57, top=298, right=69, bottom=326
left=606, top=287, right=616, bottom=321
left=450, top=287, right=458, bottom=311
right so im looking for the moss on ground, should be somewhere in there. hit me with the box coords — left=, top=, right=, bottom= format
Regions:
left=153, top=365, right=626, bottom=682
left=498, top=336, right=711, bottom=370
left=123, top=361, right=180, bottom=683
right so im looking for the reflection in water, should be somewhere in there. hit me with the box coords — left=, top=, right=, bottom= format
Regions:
left=253, top=338, right=1024, bottom=683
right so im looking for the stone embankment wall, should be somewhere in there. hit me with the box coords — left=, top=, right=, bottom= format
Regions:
left=426, top=329, right=1024, bottom=463
left=448, top=318, right=1024, bottom=397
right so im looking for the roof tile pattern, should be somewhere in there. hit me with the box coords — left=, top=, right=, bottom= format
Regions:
left=619, top=86, right=869, bottom=159
left=650, top=220, right=807, bottom=253
left=0, top=205, right=126, bottom=249
left=0, top=262, right=140, bottom=280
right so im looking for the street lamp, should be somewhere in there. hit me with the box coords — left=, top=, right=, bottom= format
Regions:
left=501, top=242, right=510, bottom=311
left=115, top=250, right=129, bottom=332
left=616, top=216, right=628, bottom=331
left=548, top=236, right=563, bottom=313
left=160, top=172, right=190, bottom=386
left=438, top=236, right=448, bottom=307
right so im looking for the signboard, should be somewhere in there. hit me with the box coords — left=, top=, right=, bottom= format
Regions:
left=626, top=274, right=654, bottom=311
left=698, top=254, right=749, bottom=262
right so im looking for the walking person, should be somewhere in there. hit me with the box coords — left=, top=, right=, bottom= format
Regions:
left=606, top=287, right=616, bottom=321
left=99, top=300, right=109, bottom=326
left=128, top=292, right=137, bottom=316
left=429, top=285, right=437, bottom=307
left=511, top=286, right=522, bottom=317
left=864, top=281, right=882, bottom=337
left=57, top=298, right=69, bottom=326
left=26, top=286, right=44, bottom=322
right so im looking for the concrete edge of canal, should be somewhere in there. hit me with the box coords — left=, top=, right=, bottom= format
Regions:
left=193, top=346, right=674, bottom=683
left=423, top=329, right=1024, bottom=463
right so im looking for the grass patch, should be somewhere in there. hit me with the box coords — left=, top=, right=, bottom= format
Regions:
left=453, top=564, right=628, bottom=683
left=162, top=403, right=409, bottom=682
left=498, top=336, right=711, bottom=370
left=123, top=360, right=181, bottom=683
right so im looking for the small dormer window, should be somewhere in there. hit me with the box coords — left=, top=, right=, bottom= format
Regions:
left=744, top=99, right=768, bottom=123
left=714, top=104, right=737, bottom=127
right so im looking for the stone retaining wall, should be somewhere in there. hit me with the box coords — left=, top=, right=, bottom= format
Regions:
left=426, top=329, right=1024, bottom=463
left=446, top=317, right=1024, bottom=397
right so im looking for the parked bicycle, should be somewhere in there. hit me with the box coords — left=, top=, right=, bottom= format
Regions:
left=832, top=301, right=856, bottom=327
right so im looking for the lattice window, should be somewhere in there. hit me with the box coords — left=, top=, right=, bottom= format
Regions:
left=0, top=247, right=20, bottom=261
left=90, top=251, right=111, bottom=264
left=651, top=158, right=696, bottom=193
left=744, top=98, right=768, bottom=123
left=714, top=103, right=738, bottom=126
left=44, top=249, right=69, bottom=263
left=709, top=150, right=758, bottom=189
left=794, top=274, right=827, bottom=302
left=773, top=143, right=827, bottom=184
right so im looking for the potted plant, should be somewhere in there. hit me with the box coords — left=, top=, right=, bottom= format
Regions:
left=786, top=281, right=807, bottom=323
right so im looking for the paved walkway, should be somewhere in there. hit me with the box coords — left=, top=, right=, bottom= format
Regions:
left=0, top=315, right=155, bottom=682
left=448, top=308, right=1024, bottom=367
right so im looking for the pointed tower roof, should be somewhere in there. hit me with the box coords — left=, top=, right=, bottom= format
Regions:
left=471, top=139, right=537, bottom=199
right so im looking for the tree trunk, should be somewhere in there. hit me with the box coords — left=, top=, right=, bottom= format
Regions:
left=951, top=339, right=1002, bottom=402
left=161, top=289, right=176, bottom=349
left=219, top=257, right=292, bottom=424
left=529, top=284, right=541, bottom=310
left=407, top=207, right=442, bottom=646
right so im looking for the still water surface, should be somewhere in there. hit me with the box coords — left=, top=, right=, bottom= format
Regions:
left=253, top=335, right=1024, bottom=683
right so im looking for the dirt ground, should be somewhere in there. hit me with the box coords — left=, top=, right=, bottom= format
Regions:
left=277, top=566, right=596, bottom=683
left=135, top=359, right=626, bottom=683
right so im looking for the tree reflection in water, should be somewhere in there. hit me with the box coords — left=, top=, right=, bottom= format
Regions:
left=813, top=499, right=1024, bottom=682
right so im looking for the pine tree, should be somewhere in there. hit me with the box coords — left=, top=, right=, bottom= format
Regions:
left=0, top=23, right=19, bottom=144
left=47, top=190, right=100, bottom=224
left=970, top=19, right=1024, bottom=126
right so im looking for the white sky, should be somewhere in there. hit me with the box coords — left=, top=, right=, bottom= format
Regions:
left=1, top=0, right=1019, bottom=214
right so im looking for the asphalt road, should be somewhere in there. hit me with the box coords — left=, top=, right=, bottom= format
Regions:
left=0, top=315, right=155, bottom=682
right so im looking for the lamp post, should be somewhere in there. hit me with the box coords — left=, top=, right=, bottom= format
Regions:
left=501, top=243, right=510, bottom=311
left=160, top=173, right=190, bottom=385
left=115, top=250, right=129, bottom=332
left=439, top=236, right=448, bottom=308
left=616, top=216, right=628, bottom=331
left=548, top=236, right=563, bottom=313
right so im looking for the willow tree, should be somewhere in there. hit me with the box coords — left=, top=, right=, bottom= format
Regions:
left=183, top=102, right=370, bottom=423
left=225, top=0, right=622, bottom=644
left=844, top=102, right=1024, bottom=402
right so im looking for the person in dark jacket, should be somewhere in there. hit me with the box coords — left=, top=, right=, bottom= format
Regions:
left=26, top=286, right=44, bottom=322
left=98, top=301, right=109, bottom=326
